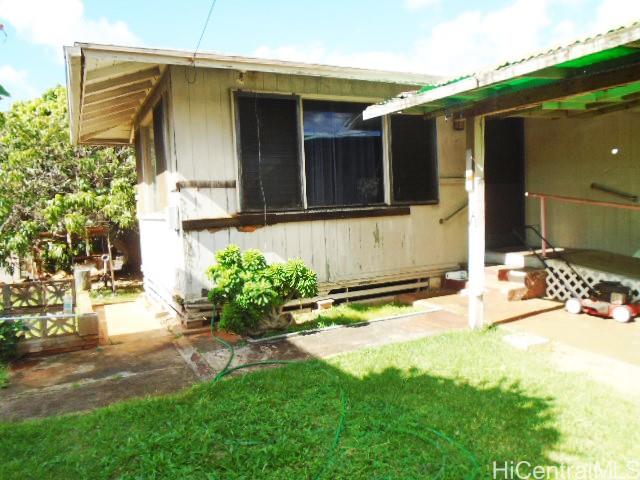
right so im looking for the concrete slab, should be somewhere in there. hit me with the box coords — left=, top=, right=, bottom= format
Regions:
left=1, top=334, right=198, bottom=421
left=188, top=310, right=467, bottom=375
left=502, top=308, right=640, bottom=366
left=1, top=308, right=466, bottom=421
left=415, top=290, right=562, bottom=325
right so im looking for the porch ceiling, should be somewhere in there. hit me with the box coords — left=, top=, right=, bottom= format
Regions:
left=363, top=22, right=640, bottom=120
left=65, top=46, right=164, bottom=145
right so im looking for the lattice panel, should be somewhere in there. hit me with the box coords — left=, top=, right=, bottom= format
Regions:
left=545, top=259, right=640, bottom=302
left=2, top=280, right=74, bottom=312
left=21, top=315, right=78, bottom=339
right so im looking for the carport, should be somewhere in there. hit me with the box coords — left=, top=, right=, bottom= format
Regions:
left=365, top=22, right=640, bottom=328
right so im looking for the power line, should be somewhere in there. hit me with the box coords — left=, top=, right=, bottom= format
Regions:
left=193, top=0, right=218, bottom=58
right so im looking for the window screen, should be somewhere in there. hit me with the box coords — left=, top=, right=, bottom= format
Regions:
left=303, top=100, right=383, bottom=207
left=236, top=94, right=302, bottom=211
left=152, top=97, right=167, bottom=175
left=390, top=115, right=439, bottom=204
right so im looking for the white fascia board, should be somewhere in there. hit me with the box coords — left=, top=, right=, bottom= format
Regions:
left=75, top=43, right=442, bottom=86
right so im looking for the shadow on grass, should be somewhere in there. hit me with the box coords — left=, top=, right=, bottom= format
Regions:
left=0, top=349, right=559, bottom=479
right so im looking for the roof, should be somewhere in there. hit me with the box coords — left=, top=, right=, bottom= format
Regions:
left=363, top=21, right=640, bottom=120
left=64, top=43, right=442, bottom=145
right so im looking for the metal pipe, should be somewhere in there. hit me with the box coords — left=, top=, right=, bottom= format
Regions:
left=540, top=196, right=547, bottom=257
left=590, top=183, right=637, bottom=202
left=439, top=201, right=468, bottom=224
left=526, top=191, right=640, bottom=211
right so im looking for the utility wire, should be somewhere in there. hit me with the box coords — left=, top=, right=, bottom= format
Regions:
left=194, top=0, right=218, bottom=58
left=186, top=0, right=219, bottom=83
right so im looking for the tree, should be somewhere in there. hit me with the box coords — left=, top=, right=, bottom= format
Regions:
left=0, top=86, right=137, bottom=274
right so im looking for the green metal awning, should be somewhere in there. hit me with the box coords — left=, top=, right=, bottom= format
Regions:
left=364, top=21, right=640, bottom=120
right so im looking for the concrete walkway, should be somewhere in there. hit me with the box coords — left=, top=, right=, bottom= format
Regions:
left=186, top=309, right=467, bottom=375
left=0, top=307, right=465, bottom=421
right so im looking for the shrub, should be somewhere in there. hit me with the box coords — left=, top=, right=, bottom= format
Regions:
left=0, top=319, right=27, bottom=361
left=207, top=245, right=318, bottom=334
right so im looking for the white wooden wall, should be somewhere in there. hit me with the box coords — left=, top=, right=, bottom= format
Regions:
left=166, top=66, right=468, bottom=300
left=525, top=111, right=640, bottom=257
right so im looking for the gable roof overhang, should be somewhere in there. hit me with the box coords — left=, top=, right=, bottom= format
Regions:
left=363, top=21, right=640, bottom=121
left=64, top=43, right=442, bottom=146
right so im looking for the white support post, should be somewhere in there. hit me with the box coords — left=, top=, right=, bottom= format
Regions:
left=466, top=116, right=485, bottom=329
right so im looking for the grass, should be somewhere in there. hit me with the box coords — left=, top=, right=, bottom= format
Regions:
left=275, top=301, right=419, bottom=336
left=0, top=363, right=8, bottom=389
left=89, top=284, right=144, bottom=305
left=1, top=330, right=639, bottom=479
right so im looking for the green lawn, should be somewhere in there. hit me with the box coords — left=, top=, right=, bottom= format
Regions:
left=0, top=363, right=8, bottom=389
left=89, top=284, right=144, bottom=305
left=280, top=301, right=419, bottom=336
left=1, top=330, right=639, bottom=479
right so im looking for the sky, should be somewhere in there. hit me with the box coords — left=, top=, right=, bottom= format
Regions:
left=0, top=0, right=639, bottom=110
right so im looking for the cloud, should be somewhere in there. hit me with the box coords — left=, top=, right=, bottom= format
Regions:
left=0, top=65, right=38, bottom=110
left=255, top=0, right=560, bottom=77
left=592, top=0, right=640, bottom=33
left=253, top=45, right=418, bottom=73
left=404, top=0, right=441, bottom=11
left=0, top=0, right=139, bottom=61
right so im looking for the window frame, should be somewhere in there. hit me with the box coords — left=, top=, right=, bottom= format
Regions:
left=233, top=91, right=305, bottom=213
left=232, top=90, right=440, bottom=213
left=388, top=114, right=440, bottom=206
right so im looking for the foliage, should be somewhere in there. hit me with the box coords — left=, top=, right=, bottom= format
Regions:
left=0, top=319, right=27, bottom=362
left=0, top=86, right=136, bottom=273
left=1, top=330, right=639, bottom=478
left=207, top=245, right=318, bottom=333
left=0, top=84, right=8, bottom=99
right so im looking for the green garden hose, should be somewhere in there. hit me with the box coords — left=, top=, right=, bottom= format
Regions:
left=208, top=321, right=480, bottom=479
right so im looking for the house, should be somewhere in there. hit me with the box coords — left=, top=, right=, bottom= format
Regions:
left=64, top=44, right=469, bottom=323
left=364, top=21, right=640, bottom=327
left=66, top=21, right=640, bottom=328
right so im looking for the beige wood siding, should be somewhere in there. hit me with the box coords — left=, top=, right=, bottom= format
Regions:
left=168, top=66, right=468, bottom=299
left=525, top=111, right=640, bottom=256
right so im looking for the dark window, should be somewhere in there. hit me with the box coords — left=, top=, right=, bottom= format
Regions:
left=133, top=128, right=143, bottom=183
left=303, top=100, right=383, bottom=207
left=236, top=94, right=302, bottom=211
left=152, top=97, right=167, bottom=175
left=390, top=115, right=438, bottom=204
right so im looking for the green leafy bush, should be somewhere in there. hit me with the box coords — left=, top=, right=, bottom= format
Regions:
left=207, top=245, right=318, bottom=334
left=0, top=319, right=27, bottom=361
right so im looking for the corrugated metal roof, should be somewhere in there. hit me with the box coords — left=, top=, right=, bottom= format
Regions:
left=364, top=20, right=640, bottom=119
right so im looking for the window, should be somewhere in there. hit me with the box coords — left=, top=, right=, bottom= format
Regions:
left=234, top=94, right=439, bottom=213
left=134, top=94, right=170, bottom=213
left=303, top=100, right=384, bottom=207
left=390, top=115, right=438, bottom=204
left=236, top=94, right=302, bottom=211
left=152, top=97, right=168, bottom=176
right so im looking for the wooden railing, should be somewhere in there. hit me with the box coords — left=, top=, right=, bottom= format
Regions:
left=526, top=191, right=640, bottom=256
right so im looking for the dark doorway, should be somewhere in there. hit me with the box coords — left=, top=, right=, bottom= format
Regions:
left=485, top=118, right=525, bottom=249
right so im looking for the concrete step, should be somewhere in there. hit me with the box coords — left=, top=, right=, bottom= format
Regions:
left=465, top=266, right=548, bottom=301
left=486, top=249, right=546, bottom=269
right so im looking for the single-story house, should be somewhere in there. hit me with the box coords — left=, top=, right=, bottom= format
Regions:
left=64, top=44, right=468, bottom=322
left=65, top=20, right=640, bottom=327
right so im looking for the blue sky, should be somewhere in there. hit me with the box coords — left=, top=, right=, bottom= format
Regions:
left=1, top=0, right=639, bottom=110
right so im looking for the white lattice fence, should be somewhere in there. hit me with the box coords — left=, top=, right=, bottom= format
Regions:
left=545, top=259, right=640, bottom=301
